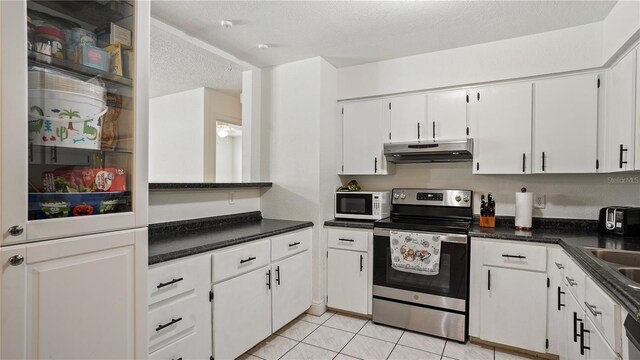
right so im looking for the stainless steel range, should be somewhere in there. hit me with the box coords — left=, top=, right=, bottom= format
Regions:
left=372, top=188, right=472, bottom=342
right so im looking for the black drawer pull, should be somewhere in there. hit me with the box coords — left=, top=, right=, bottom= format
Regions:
left=157, top=277, right=184, bottom=289
left=289, top=242, right=301, bottom=247
left=240, top=256, right=256, bottom=264
left=338, top=238, right=355, bottom=242
left=173, top=358, right=182, bottom=360
left=360, top=254, right=364, bottom=272
left=502, top=254, right=526, bottom=259
left=558, top=286, right=565, bottom=311
left=266, top=269, right=271, bottom=290
left=156, top=317, right=182, bottom=332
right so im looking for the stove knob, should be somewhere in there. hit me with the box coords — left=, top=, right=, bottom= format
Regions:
left=455, top=195, right=462, bottom=202
left=463, top=196, right=470, bottom=203
left=393, top=193, right=400, bottom=199
left=400, top=194, right=406, bottom=200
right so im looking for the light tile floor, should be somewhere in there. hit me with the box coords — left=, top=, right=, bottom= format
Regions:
left=243, top=311, right=539, bottom=360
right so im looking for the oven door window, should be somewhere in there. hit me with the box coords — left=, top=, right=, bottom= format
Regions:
left=373, top=233, right=468, bottom=300
left=336, top=194, right=372, bottom=216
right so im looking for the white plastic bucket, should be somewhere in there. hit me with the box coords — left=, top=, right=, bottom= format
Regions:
left=28, top=70, right=106, bottom=150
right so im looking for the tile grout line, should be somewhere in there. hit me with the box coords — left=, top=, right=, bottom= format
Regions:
left=276, top=312, right=336, bottom=360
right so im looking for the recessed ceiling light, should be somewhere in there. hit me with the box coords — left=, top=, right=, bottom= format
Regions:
left=257, top=44, right=269, bottom=50
left=221, top=20, right=233, bottom=28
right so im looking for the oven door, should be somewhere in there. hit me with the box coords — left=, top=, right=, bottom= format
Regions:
left=335, top=193, right=373, bottom=219
left=372, top=227, right=468, bottom=311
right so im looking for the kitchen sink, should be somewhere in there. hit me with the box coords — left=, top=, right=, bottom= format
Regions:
left=587, top=248, right=640, bottom=267
left=618, top=268, right=640, bottom=283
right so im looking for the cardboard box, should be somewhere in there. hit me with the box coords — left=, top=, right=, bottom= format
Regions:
left=104, top=43, right=123, bottom=76
left=81, top=44, right=109, bottom=72
left=96, top=22, right=131, bottom=47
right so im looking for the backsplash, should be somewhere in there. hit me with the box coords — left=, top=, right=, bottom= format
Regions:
left=343, top=162, right=640, bottom=219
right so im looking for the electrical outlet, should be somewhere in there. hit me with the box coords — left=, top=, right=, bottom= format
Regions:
left=228, top=191, right=235, bottom=205
left=534, top=194, right=545, bottom=209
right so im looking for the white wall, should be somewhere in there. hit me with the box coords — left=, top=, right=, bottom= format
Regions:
left=603, top=0, right=640, bottom=64
left=261, top=57, right=340, bottom=313
left=148, top=189, right=261, bottom=224
left=338, top=22, right=603, bottom=99
left=343, top=163, right=640, bottom=220
left=149, top=88, right=205, bottom=182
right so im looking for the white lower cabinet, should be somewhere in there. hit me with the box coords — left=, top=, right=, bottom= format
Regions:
left=479, top=265, right=548, bottom=352
left=213, top=265, right=272, bottom=360
left=272, top=249, right=312, bottom=331
left=1, top=229, right=147, bottom=359
left=548, top=247, right=568, bottom=356
left=326, top=227, right=372, bottom=315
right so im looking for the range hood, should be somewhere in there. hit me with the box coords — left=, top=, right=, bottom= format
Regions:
left=384, top=139, right=473, bottom=163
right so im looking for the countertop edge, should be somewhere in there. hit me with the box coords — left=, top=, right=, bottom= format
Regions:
left=149, top=182, right=273, bottom=190
left=148, top=221, right=313, bottom=265
left=323, top=219, right=375, bottom=230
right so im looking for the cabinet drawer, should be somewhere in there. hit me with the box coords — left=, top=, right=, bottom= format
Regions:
left=585, top=277, right=621, bottom=353
left=149, top=331, right=200, bottom=360
left=327, top=228, right=369, bottom=252
left=272, top=228, right=311, bottom=262
left=149, top=293, right=199, bottom=353
left=565, top=258, right=586, bottom=307
left=482, top=241, right=547, bottom=272
left=211, top=239, right=270, bottom=283
left=149, top=255, right=208, bottom=306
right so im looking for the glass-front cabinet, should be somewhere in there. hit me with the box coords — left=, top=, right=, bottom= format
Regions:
left=1, top=0, right=149, bottom=244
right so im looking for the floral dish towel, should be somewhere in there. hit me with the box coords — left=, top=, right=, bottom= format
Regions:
left=390, top=231, right=441, bottom=275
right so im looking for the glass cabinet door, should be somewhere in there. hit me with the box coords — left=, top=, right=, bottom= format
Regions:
left=1, top=0, right=148, bottom=243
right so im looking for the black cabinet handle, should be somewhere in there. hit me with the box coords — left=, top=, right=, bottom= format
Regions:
left=360, top=254, right=364, bottom=272
left=374, top=157, right=378, bottom=173
left=432, top=122, right=436, bottom=139
left=620, top=144, right=628, bottom=169
left=502, top=254, right=526, bottom=259
left=580, top=321, right=590, bottom=355
left=157, top=277, right=184, bottom=289
left=417, top=123, right=421, bottom=139
left=477, top=92, right=480, bottom=101
left=276, top=266, right=281, bottom=285
left=240, top=256, right=256, bottom=264
left=557, top=286, right=565, bottom=311
left=573, top=312, right=582, bottom=342
left=338, top=238, right=355, bottom=242
left=173, top=358, right=182, bottom=360
left=542, top=152, right=546, bottom=172
left=476, top=162, right=479, bottom=171
left=488, top=269, right=491, bottom=290
left=522, top=153, right=526, bottom=172
left=156, top=317, right=183, bottom=332
left=266, top=269, right=271, bottom=290
left=288, top=242, right=301, bottom=247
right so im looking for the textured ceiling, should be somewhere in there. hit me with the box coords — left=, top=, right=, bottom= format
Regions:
left=150, top=0, right=617, bottom=69
left=150, top=22, right=243, bottom=98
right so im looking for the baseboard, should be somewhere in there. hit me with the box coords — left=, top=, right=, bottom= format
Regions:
left=307, top=299, right=327, bottom=316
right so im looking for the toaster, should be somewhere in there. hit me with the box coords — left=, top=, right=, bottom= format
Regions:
left=598, top=207, right=640, bottom=236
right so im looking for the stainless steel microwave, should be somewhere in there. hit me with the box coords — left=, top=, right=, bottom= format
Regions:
left=335, top=191, right=390, bottom=220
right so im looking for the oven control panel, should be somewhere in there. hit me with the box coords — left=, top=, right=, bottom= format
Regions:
left=392, top=189, right=472, bottom=207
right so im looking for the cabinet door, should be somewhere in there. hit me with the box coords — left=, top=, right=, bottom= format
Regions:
left=272, top=250, right=312, bottom=331
left=1, top=230, right=144, bottom=359
left=426, top=89, right=468, bottom=141
left=480, top=266, right=547, bottom=352
left=212, top=266, right=271, bottom=360
left=584, top=317, right=621, bottom=360
left=534, top=74, right=599, bottom=173
left=548, top=248, right=568, bottom=356
left=602, top=49, right=636, bottom=172
left=1, top=1, right=149, bottom=245
left=565, top=290, right=586, bottom=360
left=341, top=100, right=389, bottom=175
left=469, top=82, right=533, bottom=174
left=327, top=249, right=368, bottom=314
left=389, top=94, right=427, bottom=142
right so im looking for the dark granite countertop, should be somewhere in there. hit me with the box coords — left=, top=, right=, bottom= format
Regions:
left=471, top=222, right=640, bottom=319
left=148, top=212, right=313, bottom=265
left=149, top=182, right=273, bottom=190
left=324, top=218, right=376, bottom=229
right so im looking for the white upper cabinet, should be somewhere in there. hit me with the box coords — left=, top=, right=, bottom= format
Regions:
left=533, top=74, right=599, bottom=173
left=1, top=1, right=149, bottom=245
left=602, top=49, right=637, bottom=172
left=341, top=99, right=390, bottom=175
left=426, top=89, right=468, bottom=141
left=388, top=94, right=427, bottom=142
left=469, top=82, right=533, bottom=174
